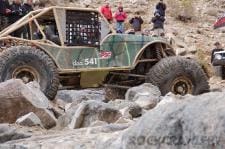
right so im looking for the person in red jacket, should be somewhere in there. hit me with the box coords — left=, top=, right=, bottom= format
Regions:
left=100, top=2, right=112, bottom=23
left=114, top=6, right=127, bottom=33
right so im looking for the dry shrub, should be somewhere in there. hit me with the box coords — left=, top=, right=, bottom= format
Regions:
left=196, top=49, right=213, bottom=78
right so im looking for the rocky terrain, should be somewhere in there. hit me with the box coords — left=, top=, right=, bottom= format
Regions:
left=1, top=79, right=225, bottom=148
left=1, top=0, right=225, bottom=148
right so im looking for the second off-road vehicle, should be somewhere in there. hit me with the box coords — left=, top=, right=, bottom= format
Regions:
left=212, top=50, right=225, bottom=79
left=0, top=6, right=209, bottom=99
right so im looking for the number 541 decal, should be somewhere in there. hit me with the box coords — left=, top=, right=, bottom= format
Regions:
left=73, top=58, right=98, bottom=66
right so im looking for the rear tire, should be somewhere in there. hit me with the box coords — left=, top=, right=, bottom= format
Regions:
left=0, top=46, right=59, bottom=100
left=146, top=56, right=209, bottom=95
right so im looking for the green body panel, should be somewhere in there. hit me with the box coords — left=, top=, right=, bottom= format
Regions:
left=37, top=34, right=161, bottom=71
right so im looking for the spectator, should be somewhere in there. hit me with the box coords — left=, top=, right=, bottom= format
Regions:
left=9, top=0, right=24, bottom=37
left=114, top=6, right=127, bottom=33
left=9, top=0, right=24, bottom=24
left=211, top=42, right=224, bottom=63
left=100, top=1, right=112, bottom=23
left=22, top=0, right=33, bottom=39
left=129, top=12, right=143, bottom=33
left=22, top=0, right=33, bottom=15
left=0, top=0, right=11, bottom=31
left=151, top=12, right=165, bottom=36
left=156, top=0, right=166, bottom=17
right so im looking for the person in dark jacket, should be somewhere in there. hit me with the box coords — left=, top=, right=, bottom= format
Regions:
left=151, top=12, right=165, bottom=36
left=9, top=0, right=24, bottom=37
left=129, top=12, right=143, bottom=33
left=156, top=0, right=166, bottom=17
left=22, top=0, right=33, bottom=15
left=0, top=0, right=11, bottom=31
left=9, top=0, right=24, bottom=24
left=22, top=0, right=33, bottom=39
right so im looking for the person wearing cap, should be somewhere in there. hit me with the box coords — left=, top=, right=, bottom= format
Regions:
left=151, top=11, right=165, bottom=36
left=211, top=42, right=224, bottom=63
left=129, top=12, right=144, bottom=33
left=156, top=0, right=166, bottom=17
left=0, top=0, right=11, bottom=31
left=114, top=6, right=127, bottom=33
left=100, top=1, right=113, bottom=23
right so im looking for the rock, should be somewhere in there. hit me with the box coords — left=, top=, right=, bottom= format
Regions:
left=120, top=105, right=142, bottom=119
left=90, top=120, right=108, bottom=127
left=129, top=0, right=147, bottom=5
left=58, top=100, right=121, bottom=129
left=134, top=96, right=159, bottom=110
left=115, top=117, right=133, bottom=124
left=204, top=7, right=218, bottom=16
left=55, top=89, right=105, bottom=103
left=0, top=79, right=56, bottom=129
left=68, top=102, right=88, bottom=129
left=176, top=48, right=187, bottom=56
left=1, top=123, right=130, bottom=148
left=109, top=100, right=142, bottom=119
left=102, top=92, right=225, bottom=148
left=48, top=102, right=65, bottom=118
left=16, top=112, right=43, bottom=127
left=0, top=124, right=31, bottom=143
left=125, top=83, right=161, bottom=110
left=86, top=123, right=131, bottom=134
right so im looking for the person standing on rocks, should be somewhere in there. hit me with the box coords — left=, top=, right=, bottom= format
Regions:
left=114, top=6, right=127, bottom=33
left=8, top=0, right=24, bottom=37
left=155, top=0, right=166, bottom=17
left=100, top=1, right=113, bottom=23
left=151, top=11, right=165, bottom=36
left=22, top=0, right=34, bottom=39
left=0, top=0, right=11, bottom=32
left=129, top=12, right=144, bottom=33
left=22, top=0, right=33, bottom=15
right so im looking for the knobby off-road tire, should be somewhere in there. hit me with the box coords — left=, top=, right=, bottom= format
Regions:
left=0, top=46, right=59, bottom=100
left=146, top=56, right=209, bottom=95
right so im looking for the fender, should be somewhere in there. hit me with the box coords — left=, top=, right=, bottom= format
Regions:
left=132, top=40, right=175, bottom=68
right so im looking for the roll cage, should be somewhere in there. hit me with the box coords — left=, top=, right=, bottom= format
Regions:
left=0, top=6, right=114, bottom=47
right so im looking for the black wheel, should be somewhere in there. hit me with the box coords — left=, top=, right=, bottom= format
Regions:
left=146, top=56, right=209, bottom=95
left=0, top=46, right=59, bottom=100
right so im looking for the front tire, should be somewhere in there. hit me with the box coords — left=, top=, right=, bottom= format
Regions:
left=0, top=46, right=59, bottom=100
left=146, top=56, right=209, bottom=95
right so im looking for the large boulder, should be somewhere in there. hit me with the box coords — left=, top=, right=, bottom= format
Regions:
left=100, top=92, right=225, bottom=149
left=125, top=83, right=161, bottom=110
left=16, top=112, right=43, bottom=127
left=0, top=79, right=56, bottom=129
left=1, top=123, right=129, bottom=148
left=109, top=100, right=142, bottom=119
left=0, top=124, right=31, bottom=143
left=55, top=89, right=105, bottom=103
left=57, top=100, right=122, bottom=129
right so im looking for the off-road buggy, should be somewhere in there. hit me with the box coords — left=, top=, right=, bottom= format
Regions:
left=0, top=6, right=209, bottom=100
